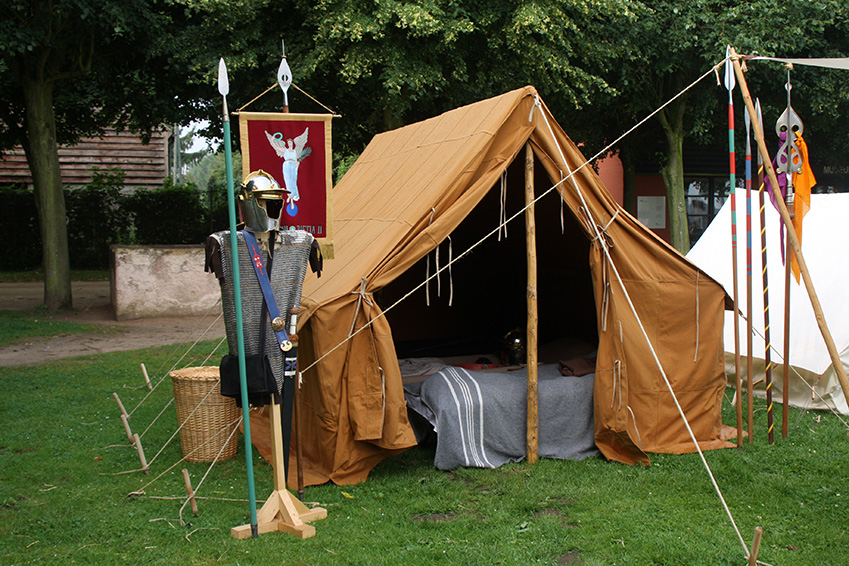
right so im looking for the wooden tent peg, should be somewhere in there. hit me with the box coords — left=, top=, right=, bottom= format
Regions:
left=133, top=433, right=149, bottom=474
left=182, top=469, right=199, bottom=516
left=141, top=363, right=152, bottom=391
left=120, top=413, right=134, bottom=444
left=113, top=392, right=128, bottom=417
left=748, top=526, right=764, bottom=566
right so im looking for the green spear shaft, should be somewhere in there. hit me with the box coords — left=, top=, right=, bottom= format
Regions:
left=218, top=57, right=258, bottom=537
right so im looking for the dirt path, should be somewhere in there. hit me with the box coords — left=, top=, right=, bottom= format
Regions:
left=0, top=281, right=226, bottom=367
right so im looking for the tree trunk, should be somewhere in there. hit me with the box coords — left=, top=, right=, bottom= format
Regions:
left=21, top=71, right=72, bottom=310
left=658, top=101, right=690, bottom=253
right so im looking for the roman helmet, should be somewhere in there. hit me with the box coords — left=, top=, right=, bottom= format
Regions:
left=238, top=170, right=289, bottom=233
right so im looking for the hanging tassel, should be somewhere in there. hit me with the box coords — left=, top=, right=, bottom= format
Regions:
left=425, top=208, right=436, bottom=306
left=559, top=172, right=566, bottom=234
left=694, top=271, right=701, bottom=362
left=435, top=241, right=441, bottom=298
left=447, top=236, right=454, bottom=306
left=498, top=171, right=508, bottom=241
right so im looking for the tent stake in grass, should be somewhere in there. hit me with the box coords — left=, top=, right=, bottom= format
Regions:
left=133, top=433, right=149, bottom=474
left=113, top=392, right=128, bottom=417
left=182, top=469, right=199, bottom=516
left=141, top=363, right=152, bottom=391
left=747, top=526, right=764, bottom=566
left=120, top=413, right=134, bottom=444
left=731, top=48, right=849, bottom=412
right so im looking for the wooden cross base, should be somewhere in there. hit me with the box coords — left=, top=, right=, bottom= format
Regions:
left=231, top=396, right=326, bottom=540
left=231, top=488, right=327, bottom=539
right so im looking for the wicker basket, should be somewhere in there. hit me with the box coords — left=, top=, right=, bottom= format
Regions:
left=170, top=366, right=239, bottom=462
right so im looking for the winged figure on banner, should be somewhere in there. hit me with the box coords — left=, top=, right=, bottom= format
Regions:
left=265, top=127, right=311, bottom=201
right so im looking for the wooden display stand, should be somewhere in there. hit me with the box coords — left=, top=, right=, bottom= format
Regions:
left=231, top=397, right=326, bottom=539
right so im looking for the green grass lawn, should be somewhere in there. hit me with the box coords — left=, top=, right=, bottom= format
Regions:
left=1, top=340, right=847, bottom=565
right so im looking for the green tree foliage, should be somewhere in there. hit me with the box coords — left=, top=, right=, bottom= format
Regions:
left=603, top=0, right=849, bottom=252
left=298, top=0, right=638, bottom=154
left=0, top=0, right=211, bottom=308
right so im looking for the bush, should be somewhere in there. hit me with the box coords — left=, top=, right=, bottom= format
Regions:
left=125, top=178, right=209, bottom=245
left=2, top=170, right=225, bottom=272
left=65, top=167, right=130, bottom=269
left=0, top=186, right=41, bottom=270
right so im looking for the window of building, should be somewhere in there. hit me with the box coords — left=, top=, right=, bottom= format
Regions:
left=685, top=176, right=733, bottom=244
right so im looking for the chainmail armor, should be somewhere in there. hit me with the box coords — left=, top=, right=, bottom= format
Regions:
left=211, top=229, right=313, bottom=393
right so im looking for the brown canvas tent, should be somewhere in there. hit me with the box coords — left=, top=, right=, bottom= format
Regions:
left=292, top=86, right=731, bottom=486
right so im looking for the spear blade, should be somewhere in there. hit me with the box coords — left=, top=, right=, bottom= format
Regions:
left=277, top=40, right=292, bottom=107
left=218, top=57, right=230, bottom=97
left=723, top=45, right=736, bottom=93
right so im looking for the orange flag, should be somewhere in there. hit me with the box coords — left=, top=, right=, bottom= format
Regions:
left=791, top=132, right=815, bottom=283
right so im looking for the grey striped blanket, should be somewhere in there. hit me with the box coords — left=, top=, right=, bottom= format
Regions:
left=405, top=364, right=598, bottom=470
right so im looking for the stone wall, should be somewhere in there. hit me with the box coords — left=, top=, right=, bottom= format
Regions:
left=111, top=245, right=221, bottom=320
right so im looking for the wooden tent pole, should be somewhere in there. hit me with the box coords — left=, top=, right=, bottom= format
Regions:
left=731, top=49, right=849, bottom=411
left=524, top=142, right=539, bottom=464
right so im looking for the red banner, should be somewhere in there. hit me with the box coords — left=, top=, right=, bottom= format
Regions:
left=238, top=112, right=333, bottom=252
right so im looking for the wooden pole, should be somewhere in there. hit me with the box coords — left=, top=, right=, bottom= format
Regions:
left=756, top=144, right=777, bottom=443
left=230, top=397, right=327, bottom=539
left=290, top=307, right=305, bottom=500
left=782, top=223, right=793, bottom=439
left=745, top=116, right=757, bottom=444
left=182, top=468, right=199, bottom=516
left=731, top=48, right=849, bottom=411
left=724, top=55, right=745, bottom=446
left=524, top=142, right=539, bottom=465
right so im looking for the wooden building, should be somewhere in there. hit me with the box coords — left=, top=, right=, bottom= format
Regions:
left=0, top=127, right=174, bottom=189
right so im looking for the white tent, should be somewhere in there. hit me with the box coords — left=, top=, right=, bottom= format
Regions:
left=687, top=188, right=849, bottom=415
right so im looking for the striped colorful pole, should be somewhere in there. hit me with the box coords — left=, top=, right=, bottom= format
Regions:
left=745, top=98, right=757, bottom=445
left=724, top=48, right=745, bottom=447
left=752, top=101, right=774, bottom=444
